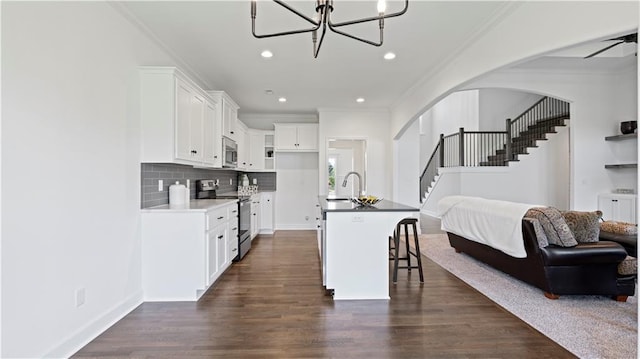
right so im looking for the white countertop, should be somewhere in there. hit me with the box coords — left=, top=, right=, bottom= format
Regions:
left=141, top=199, right=238, bottom=213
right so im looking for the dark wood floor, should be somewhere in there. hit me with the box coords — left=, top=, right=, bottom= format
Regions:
left=73, top=216, right=574, bottom=358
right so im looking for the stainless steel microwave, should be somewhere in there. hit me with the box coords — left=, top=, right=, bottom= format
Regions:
left=222, top=137, right=237, bottom=168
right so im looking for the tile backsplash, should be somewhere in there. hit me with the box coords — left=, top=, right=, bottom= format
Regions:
left=141, top=163, right=276, bottom=208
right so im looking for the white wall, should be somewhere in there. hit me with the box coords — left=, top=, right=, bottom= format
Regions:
left=318, top=109, right=392, bottom=200
left=2, top=2, right=179, bottom=357
left=420, top=90, right=480, bottom=159
left=468, top=62, right=637, bottom=211
left=478, top=89, right=544, bottom=130
left=274, top=152, right=319, bottom=229
left=394, top=120, right=420, bottom=207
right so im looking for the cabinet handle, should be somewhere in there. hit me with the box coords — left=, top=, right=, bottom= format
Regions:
left=232, top=227, right=238, bottom=230
left=232, top=210, right=237, bottom=213
left=232, top=248, right=237, bottom=252
left=253, top=213, right=257, bottom=216
left=217, top=235, right=224, bottom=239
left=214, top=155, right=218, bottom=158
left=231, top=131, right=234, bottom=134
left=317, top=225, right=321, bottom=228
left=217, top=216, right=224, bottom=220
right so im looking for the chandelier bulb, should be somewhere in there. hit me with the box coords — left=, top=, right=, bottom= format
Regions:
left=377, top=0, right=386, bottom=14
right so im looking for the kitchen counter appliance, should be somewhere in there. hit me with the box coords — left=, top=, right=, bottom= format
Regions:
left=196, top=179, right=251, bottom=261
left=222, top=137, right=238, bottom=168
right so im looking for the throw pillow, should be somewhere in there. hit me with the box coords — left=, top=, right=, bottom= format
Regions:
left=561, top=210, right=603, bottom=243
left=525, top=207, right=577, bottom=247
left=524, top=217, right=549, bottom=248
left=601, top=221, right=638, bottom=236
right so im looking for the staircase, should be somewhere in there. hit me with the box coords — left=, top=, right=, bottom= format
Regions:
left=419, top=96, right=569, bottom=203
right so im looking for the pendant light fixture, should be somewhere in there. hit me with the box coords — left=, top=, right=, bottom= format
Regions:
left=250, top=0, right=408, bottom=58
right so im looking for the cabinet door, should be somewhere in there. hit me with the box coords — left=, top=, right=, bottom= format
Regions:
left=228, top=223, right=239, bottom=261
left=189, top=94, right=205, bottom=162
left=274, top=124, right=298, bottom=150
left=236, top=124, right=247, bottom=169
left=249, top=130, right=265, bottom=170
left=616, top=197, right=636, bottom=223
left=260, top=192, right=274, bottom=233
left=202, top=100, right=218, bottom=166
left=296, top=124, right=318, bottom=151
left=207, top=229, right=220, bottom=286
left=251, top=195, right=260, bottom=238
left=222, top=98, right=237, bottom=140
left=175, top=81, right=193, bottom=161
left=216, top=225, right=228, bottom=273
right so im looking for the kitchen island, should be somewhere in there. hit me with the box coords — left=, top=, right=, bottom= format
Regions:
left=318, top=196, right=419, bottom=300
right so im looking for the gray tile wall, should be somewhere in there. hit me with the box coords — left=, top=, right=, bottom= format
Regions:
left=141, top=163, right=276, bottom=208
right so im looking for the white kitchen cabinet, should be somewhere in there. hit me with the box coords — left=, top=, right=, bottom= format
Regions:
left=274, top=123, right=318, bottom=151
left=248, top=129, right=265, bottom=170
left=209, top=91, right=239, bottom=142
left=598, top=193, right=637, bottom=224
left=251, top=193, right=261, bottom=239
left=236, top=121, right=248, bottom=170
left=141, top=200, right=237, bottom=301
left=140, top=67, right=220, bottom=167
left=260, top=192, right=275, bottom=234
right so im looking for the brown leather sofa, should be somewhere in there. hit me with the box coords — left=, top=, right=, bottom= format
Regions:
left=446, top=219, right=636, bottom=301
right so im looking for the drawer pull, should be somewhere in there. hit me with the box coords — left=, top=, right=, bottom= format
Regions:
left=217, top=216, right=224, bottom=220
left=232, top=227, right=238, bottom=230
left=232, top=248, right=237, bottom=252
left=217, top=235, right=224, bottom=239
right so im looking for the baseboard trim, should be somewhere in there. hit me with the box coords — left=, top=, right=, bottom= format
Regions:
left=44, top=290, right=144, bottom=358
left=275, top=224, right=316, bottom=230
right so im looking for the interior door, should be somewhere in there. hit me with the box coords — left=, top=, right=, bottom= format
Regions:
left=329, top=148, right=354, bottom=198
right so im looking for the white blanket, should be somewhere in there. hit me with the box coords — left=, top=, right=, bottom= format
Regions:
left=437, top=196, right=540, bottom=258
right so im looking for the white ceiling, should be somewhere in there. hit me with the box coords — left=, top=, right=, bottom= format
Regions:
left=117, top=1, right=636, bottom=116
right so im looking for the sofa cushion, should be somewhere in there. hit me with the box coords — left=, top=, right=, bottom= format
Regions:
left=561, top=210, right=602, bottom=243
left=618, top=256, right=637, bottom=275
left=601, top=220, right=638, bottom=236
left=526, top=207, right=577, bottom=247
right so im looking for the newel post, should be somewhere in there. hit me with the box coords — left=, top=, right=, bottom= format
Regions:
left=505, top=119, right=512, bottom=163
left=458, top=127, right=464, bottom=166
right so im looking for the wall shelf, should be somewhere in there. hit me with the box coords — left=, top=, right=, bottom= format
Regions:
left=605, top=133, right=637, bottom=141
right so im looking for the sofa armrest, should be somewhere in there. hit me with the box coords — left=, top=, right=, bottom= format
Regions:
left=540, top=241, right=628, bottom=266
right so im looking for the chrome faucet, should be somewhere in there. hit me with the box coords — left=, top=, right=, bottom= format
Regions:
left=342, top=171, right=364, bottom=197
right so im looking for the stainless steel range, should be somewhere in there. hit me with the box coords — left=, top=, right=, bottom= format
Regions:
left=195, top=179, right=251, bottom=261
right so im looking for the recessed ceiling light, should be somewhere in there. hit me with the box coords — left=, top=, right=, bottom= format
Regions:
left=383, top=52, right=396, bottom=60
left=278, top=97, right=287, bottom=103
left=356, top=98, right=365, bottom=103
left=261, top=50, right=273, bottom=58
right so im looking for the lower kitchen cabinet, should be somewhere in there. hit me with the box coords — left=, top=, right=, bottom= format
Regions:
left=250, top=193, right=260, bottom=240
left=141, top=200, right=237, bottom=301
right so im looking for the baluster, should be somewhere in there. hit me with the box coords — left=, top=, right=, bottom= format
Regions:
left=458, top=128, right=464, bottom=166
left=505, top=119, right=512, bottom=163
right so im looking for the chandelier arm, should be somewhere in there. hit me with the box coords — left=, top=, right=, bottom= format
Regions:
left=314, top=22, right=329, bottom=58
left=251, top=0, right=321, bottom=39
left=329, top=0, right=407, bottom=28
left=327, top=22, right=383, bottom=47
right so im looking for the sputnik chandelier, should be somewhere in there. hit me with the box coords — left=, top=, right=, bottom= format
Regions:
left=250, top=0, right=409, bottom=58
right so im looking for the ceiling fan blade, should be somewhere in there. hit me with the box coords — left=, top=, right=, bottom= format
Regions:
left=584, top=40, right=624, bottom=59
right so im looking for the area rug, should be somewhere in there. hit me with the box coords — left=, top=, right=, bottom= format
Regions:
left=416, top=233, right=637, bottom=359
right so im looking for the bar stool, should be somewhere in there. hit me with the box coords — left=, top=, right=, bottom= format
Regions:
left=391, top=217, right=424, bottom=283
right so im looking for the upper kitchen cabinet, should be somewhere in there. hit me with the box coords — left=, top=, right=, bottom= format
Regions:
left=209, top=91, right=239, bottom=142
left=274, top=123, right=319, bottom=152
left=140, top=67, right=221, bottom=167
left=236, top=121, right=248, bottom=170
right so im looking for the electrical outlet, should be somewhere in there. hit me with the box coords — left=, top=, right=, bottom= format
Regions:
left=305, top=216, right=309, bottom=221
left=75, top=288, right=86, bottom=308
left=158, top=180, right=163, bottom=191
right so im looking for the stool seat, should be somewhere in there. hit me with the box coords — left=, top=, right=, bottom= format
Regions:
left=391, top=217, right=424, bottom=283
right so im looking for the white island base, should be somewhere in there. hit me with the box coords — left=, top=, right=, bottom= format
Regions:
left=324, top=210, right=418, bottom=300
